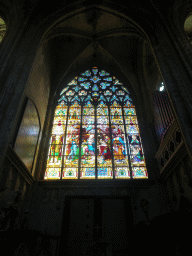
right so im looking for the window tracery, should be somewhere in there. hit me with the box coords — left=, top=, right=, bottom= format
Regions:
left=44, top=68, right=148, bottom=179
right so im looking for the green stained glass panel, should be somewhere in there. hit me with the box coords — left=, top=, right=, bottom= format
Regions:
left=63, top=168, right=78, bottom=179
left=115, top=167, right=130, bottom=179
left=132, top=167, right=148, bottom=179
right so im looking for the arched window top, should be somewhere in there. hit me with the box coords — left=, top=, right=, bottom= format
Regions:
left=44, top=68, right=148, bottom=180
left=184, top=13, right=192, bottom=34
left=0, top=17, right=6, bottom=43
left=59, top=68, right=133, bottom=107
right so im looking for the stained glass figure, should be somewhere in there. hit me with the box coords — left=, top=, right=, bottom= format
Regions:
left=45, top=67, right=148, bottom=180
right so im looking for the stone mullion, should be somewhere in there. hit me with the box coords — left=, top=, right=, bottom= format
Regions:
left=95, top=106, right=97, bottom=179
left=78, top=105, right=83, bottom=179
left=0, top=27, right=45, bottom=170
left=61, top=105, right=70, bottom=179
left=108, top=105, right=115, bottom=179
left=122, top=106, right=132, bottom=179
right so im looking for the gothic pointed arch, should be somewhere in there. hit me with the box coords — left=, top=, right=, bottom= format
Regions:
left=44, top=67, right=148, bottom=180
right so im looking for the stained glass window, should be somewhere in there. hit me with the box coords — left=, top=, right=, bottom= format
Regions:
left=0, top=17, right=6, bottom=43
left=44, top=68, right=148, bottom=180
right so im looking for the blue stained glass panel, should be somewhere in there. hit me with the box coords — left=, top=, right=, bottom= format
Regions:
left=92, top=84, right=99, bottom=91
left=111, top=95, right=118, bottom=101
left=132, top=167, right=148, bottom=179
left=111, top=86, right=118, bottom=92
left=98, top=168, right=108, bottom=176
left=74, top=86, right=80, bottom=92
left=85, top=168, right=95, bottom=176
left=99, top=70, right=110, bottom=76
left=71, top=96, right=80, bottom=102
left=84, top=95, right=92, bottom=102
left=81, top=70, right=91, bottom=76
left=80, top=82, right=90, bottom=89
left=100, top=82, right=110, bottom=89
left=80, top=168, right=95, bottom=179
left=59, top=95, right=68, bottom=102
left=124, top=95, right=132, bottom=102
left=92, top=68, right=98, bottom=75
left=90, top=76, right=101, bottom=83
left=103, top=77, right=112, bottom=81
left=99, top=95, right=106, bottom=101
left=78, top=77, right=87, bottom=82
left=97, top=168, right=112, bottom=178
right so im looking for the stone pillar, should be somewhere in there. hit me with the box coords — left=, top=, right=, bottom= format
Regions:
left=0, top=24, right=43, bottom=170
left=153, top=33, right=192, bottom=160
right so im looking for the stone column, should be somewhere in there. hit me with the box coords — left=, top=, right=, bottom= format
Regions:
left=0, top=24, right=43, bottom=170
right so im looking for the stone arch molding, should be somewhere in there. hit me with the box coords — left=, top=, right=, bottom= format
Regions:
left=42, top=5, right=148, bottom=42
